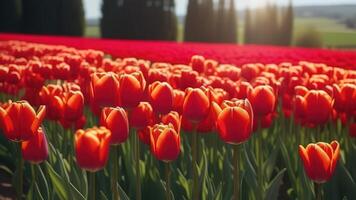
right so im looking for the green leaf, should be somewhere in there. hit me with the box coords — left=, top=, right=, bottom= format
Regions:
left=118, top=183, right=131, bottom=200
left=243, top=144, right=258, bottom=190
left=45, top=161, right=68, bottom=200
left=265, top=168, right=286, bottom=200
left=45, top=161, right=85, bottom=200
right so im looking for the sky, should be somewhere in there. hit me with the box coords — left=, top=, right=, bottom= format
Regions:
left=84, top=0, right=356, bottom=19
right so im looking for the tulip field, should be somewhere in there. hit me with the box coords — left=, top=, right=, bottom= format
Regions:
left=0, top=35, right=356, bottom=200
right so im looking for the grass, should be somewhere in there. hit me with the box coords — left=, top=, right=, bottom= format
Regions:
left=85, top=17, right=356, bottom=48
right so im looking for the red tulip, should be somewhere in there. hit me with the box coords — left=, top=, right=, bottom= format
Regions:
left=75, top=127, right=111, bottom=172
left=217, top=99, right=253, bottom=144
left=119, top=71, right=146, bottom=109
left=21, top=127, right=48, bottom=164
left=333, top=83, right=356, bottom=114
left=161, top=111, right=181, bottom=133
left=148, top=81, right=174, bottom=115
left=0, top=101, right=46, bottom=141
left=39, top=84, right=63, bottom=120
left=56, top=91, right=84, bottom=122
left=100, top=107, right=129, bottom=145
left=129, top=102, right=155, bottom=129
left=150, top=124, right=180, bottom=162
left=190, top=55, right=205, bottom=73
left=299, top=141, right=340, bottom=183
left=172, top=89, right=185, bottom=113
left=90, top=72, right=120, bottom=115
left=295, top=90, right=332, bottom=125
left=182, top=88, right=210, bottom=124
left=248, top=85, right=276, bottom=116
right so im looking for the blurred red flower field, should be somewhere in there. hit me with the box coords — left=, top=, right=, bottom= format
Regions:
left=1, top=33, right=356, bottom=70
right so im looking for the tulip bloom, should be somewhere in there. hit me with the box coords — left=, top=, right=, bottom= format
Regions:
left=75, top=127, right=111, bottom=172
left=119, top=71, right=146, bottom=109
left=129, top=102, right=155, bottom=129
left=21, top=127, right=48, bottom=164
left=56, top=91, right=85, bottom=122
left=217, top=99, right=253, bottom=144
left=90, top=72, right=120, bottom=115
left=295, top=90, right=332, bottom=125
left=148, top=81, right=174, bottom=115
left=182, top=88, right=210, bottom=124
left=248, top=85, right=276, bottom=116
left=299, top=141, right=340, bottom=183
left=100, top=107, right=129, bottom=145
left=333, top=84, right=356, bottom=114
left=161, top=111, right=181, bottom=133
left=150, top=124, right=180, bottom=162
left=0, top=101, right=46, bottom=141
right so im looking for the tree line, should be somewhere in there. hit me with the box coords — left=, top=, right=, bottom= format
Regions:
left=0, top=0, right=84, bottom=36
left=0, top=0, right=294, bottom=45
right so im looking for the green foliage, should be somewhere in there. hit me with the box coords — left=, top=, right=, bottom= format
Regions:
left=185, top=0, right=237, bottom=43
left=295, top=27, right=323, bottom=48
left=244, top=1, right=294, bottom=46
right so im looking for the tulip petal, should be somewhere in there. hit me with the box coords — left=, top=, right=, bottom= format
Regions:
left=307, top=144, right=331, bottom=182
left=31, top=105, right=46, bottom=135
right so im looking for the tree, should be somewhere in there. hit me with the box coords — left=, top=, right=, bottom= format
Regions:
left=280, top=0, right=294, bottom=45
left=215, top=0, right=226, bottom=42
left=0, top=0, right=22, bottom=32
left=21, top=0, right=85, bottom=36
left=184, top=0, right=199, bottom=41
left=244, top=7, right=252, bottom=44
left=59, top=0, right=85, bottom=36
left=101, top=0, right=120, bottom=38
left=224, top=0, right=237, bottom=43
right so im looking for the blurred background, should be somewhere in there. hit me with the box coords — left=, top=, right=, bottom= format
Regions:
left=0, top=0, right=356, bottom=48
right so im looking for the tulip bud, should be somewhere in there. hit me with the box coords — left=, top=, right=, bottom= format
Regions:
left=100, top=107, right=129, bottom=145
left=299, top=141, right=340, bottom=183
left=21, top=127, right=49, bottom=164
left=59, top=91, right=85, bottom=122
left=217, top=99, right=253, bottom=144
left=90, top=72, right=120, bottom=115
left=149, top=124, right=180, bottom=162
left=247, top=85, right=276, bottom=116
left=130, top=102, right=155, bottom=129
left=148, top=81, right=174, bottom=115
left=182, top=88, right=210, bottom=124
left=161, top=111, right=181, bottom=133
left=119, top=71, right=146, bottom=109
left=75, top=127, right=111, bottom=172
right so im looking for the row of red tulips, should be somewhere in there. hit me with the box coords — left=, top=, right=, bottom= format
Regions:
left=0, top=40, right=355, bottom=199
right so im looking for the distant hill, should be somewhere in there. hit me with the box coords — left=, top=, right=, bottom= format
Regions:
left=294, top=4, right=356, bottom=20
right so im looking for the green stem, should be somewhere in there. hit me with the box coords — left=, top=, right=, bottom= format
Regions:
left=192, top=128, right=198, bottom=200
left=165, top=162, right=171, bottom=200
left=112, top=146, right=120, bottom=200
left=256, top=120, right=263, bottom=199
left=233, top=145, right=239, bottom=200
left=135, top=129, right=141, bottom=200
left=31, top=164, right=36, bottom=183
left=17, top=142, right=23, bottom=200
left=88, top=172, right=96, bottom=200
left=314, top=183, right=323, bottom=200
